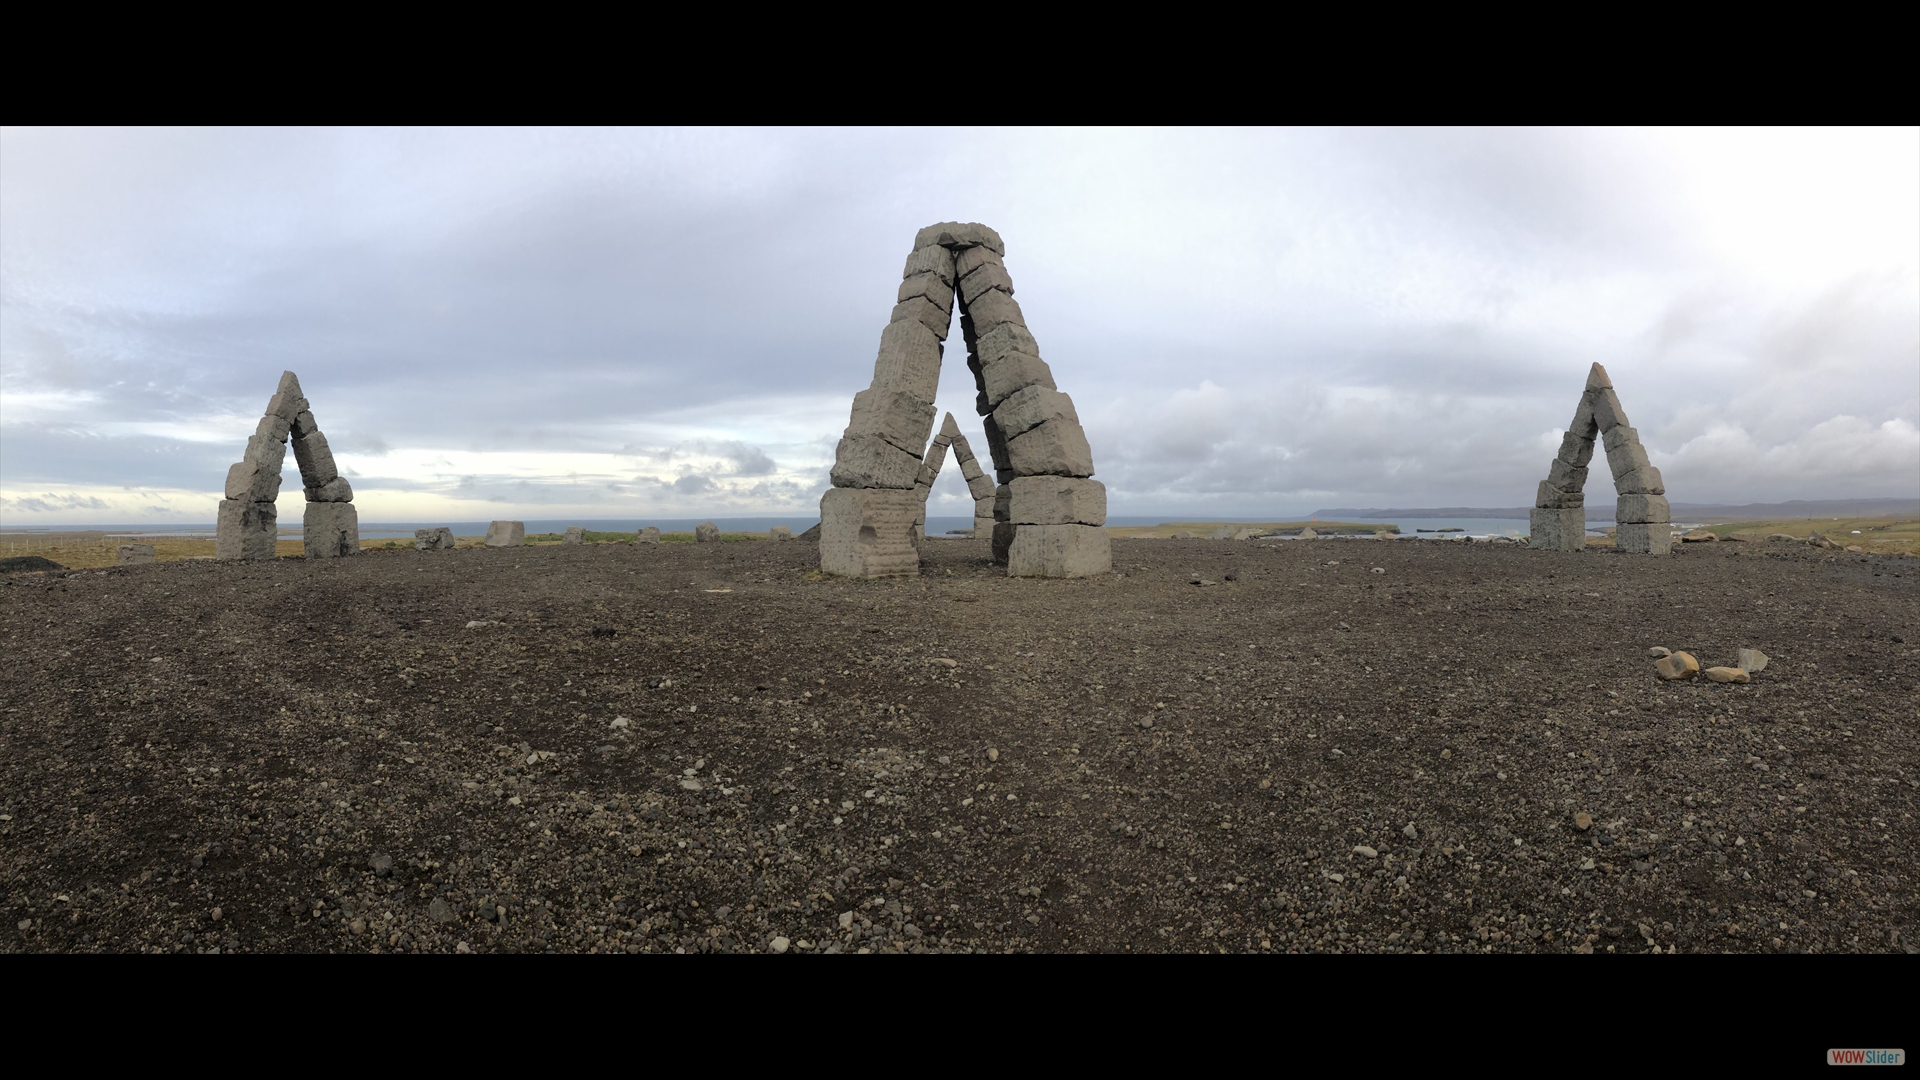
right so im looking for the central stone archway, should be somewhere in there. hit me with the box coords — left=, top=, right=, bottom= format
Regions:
left=215, top=370, right=359, bottom=560
left=821, top=223, right=1110, bottom=578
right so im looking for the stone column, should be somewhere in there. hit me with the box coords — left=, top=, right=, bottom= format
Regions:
left=1529, top=363, right=1668, bottom=555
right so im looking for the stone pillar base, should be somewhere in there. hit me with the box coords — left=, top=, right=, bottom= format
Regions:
left=1615, top=521, right=1672, bottom=555
left=303, top=501, right=359, bottom=558
left=991, top=521, right=1016, bottom=566
left=1007, top=523, right=1110, bottom=578
left=820, top=487, right=921, bottom=578
left=1528, top=507, right=1585, bottom=552
left=216, top=498, right=278, bottom=561
left=972, top=515, right=995, bottom=540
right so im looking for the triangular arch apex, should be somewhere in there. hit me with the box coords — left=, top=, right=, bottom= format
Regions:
left=215, top=369, right=359, bottom=561
left=823, top=224, right=1110, bottom=579
left=1531, top=366, right=1669, bottom=555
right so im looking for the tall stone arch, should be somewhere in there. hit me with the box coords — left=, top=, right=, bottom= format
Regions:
left=215, top=371, right=359, bottom=560
left=821, top=223, right=1110, bottom=578
left=1530, top=363, right=1670, bottom=555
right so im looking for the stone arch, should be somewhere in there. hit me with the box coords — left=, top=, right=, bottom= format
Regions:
left=821, top=223, right=1109, bottom=578
left=1529, top=362, right=1670, bottom=555
left=215, top=370, right=359, bottom=560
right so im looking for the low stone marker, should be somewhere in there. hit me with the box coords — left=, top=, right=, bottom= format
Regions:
left=1654, top=651, right=1700, bottom=680
left=770, top=525, right=791, bottom=541
left=415, top=527, right=455, bottom=551
left=485, top=521, right=525, bottom=547
left=117, top=544, right=155, bottom=565
left=637, top=526, right=661, bottom=544
left=695, top=521, right=720, bottom=543
left=564, top=526, right=586, bottom=545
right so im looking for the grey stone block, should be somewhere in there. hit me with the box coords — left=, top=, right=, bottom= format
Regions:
left=993, top=385, right=1079, bottom=441
left=266, top=393, right=309, bottom=423
left=889, top=296, right=952, bottom=341
left=305, top=476, right=352, bottom=502
left=937, top=412, right=962, bottom=444
left=973, top=513, right=994, bottom=538
left=415, top=527, right=455, bottom=551
left=954, top=244, right=1001, bottom=281
left=1585, top=362, right=1613, bottom=390
left=915, top=463, right=935, bottom=487
left=991, top=521, right=1016, bottom=565
left=965, top=467, right=997, bottom=502
left=485, top=521, right=525, bottom=547
left=290, top=409, right=319, bottom=439
left=1556, top=431, right=1595, bottom=467
left=276, top=370, right=304, bottom=399
left=695, top=521, right=720, bottom=543
left=1007, top=524, right=1110, bottom=578
left=1528, top=507, right=1585, bottom=552
left=958, top=450, right=985, bottom=481
left=1008, top=418, right=1095, bottom=478
left=245, top=433, right=287, bottom=471
left=901, top=243, right=957, bottom=285
left=770, top=525, right=791, bottom=541
left=1605, top=439, right=1652, bottom=481
left=216, top=499, right=278, bottom=561
left=1591, top=387, right=1630, bottom=431
left=1009, top=476, right=1107, bottom=526
left=637, top=526, right=661, bottom=544
left=975, top=321, right=1039, bottom=365
left=1546, top=458, right=1587, bottom=491
left=1535, top=480, right=1583, bottom=509
left=846, top=387, right=936, bottom=457
left=291, top=431, right=338, bottom=486
left=225, top=460, right=282, bottom=503
left=1615, top=493, right=1670, bottom=524
left=915, top=221, right=1004, bottom=255
left=958, top=261, right=1014, bottom=305
left=1615, top=465, right=1665, bottom=495
left=993, top=484, right=1011, bottom=520
left=870, top=319, right=942, bottom=402
left=1601, top=425, right=1640, bottom=454
left=255, top=413, right=291, bottom=444
left=1615, top=522, right=1671, bottom=555
left=303, top=501, right=359, bottom=559
left=964, top=289, right=1025, bottom=334
left=1569, top=394, right=1599, bottom=440
left=980, top=351, right=1057, bottom=408
left=819, top=487, right=920, bottom=578
left=922, top=437, right=950, bottom=478
left=564, top=526, right=586, bottom=544
left=982, top=415, right=1012, bottom=475
left=896, top=271, right=954, bottom=315
left=830, top=434, right=922, bottom=490
left=117, top=544, right=155, bottom=565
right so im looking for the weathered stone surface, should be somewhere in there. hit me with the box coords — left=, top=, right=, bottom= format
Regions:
left=1615, top=522, right=1672, bottom=555
left=901, top=243, right=957, bottom=285
left=983, top=416, right=1012, bottom=481
left=291, top=409, right=319, bottom=438
left=889, top=296, right=952, bottom=340
left=975, top=321, right=1039, bottom=365
left=637, top=526, right=661, bottom=544
left=1546, top=458, right=1588, bottom=492
left=1614, top=465, right=1665, bottom=495
left=922, top=438, right=949, bottom=478
left=1536, top=480, right=1584, bottom=509
left=973, top=513, right=994, bottom=539
left=819, top=487, right=920, bottom=578
left=117, top=544, right=154, bottom=565
left=991, top=521, right=1016, bottom=566
left=1605, top=439, right=1653, bottom=481
left=303, top=501, right=359, bottom=559
left=1007, top=418, right=1095, bottom=478
left=1654, top=651, right=1700, bottom=680
left=915, top=463, right=935, bottom=487
left=896, top=271, right=955, bottom=314
left=992, top=484, right=1011, bottom=521
left=770, top=525, right=791, bottom=541
left=958, top=261, right=1014, bottom=305
left=964, top=466, right=997, bottom=501
left=305, top=476, right=352, bottom=503
left=1601, top=425, right=1640, bottom=454
left=1590, top=387, right=1630, bottom=431
left=414, top=527, right=455, bottom=551
left=245, top=433, right=288, bottom=471
left=1585, top=362, right=1613, bottom=390
left=938, top=412, right=962, bottom=443
left=914, top=221, right=1004, bottom=255
left=1528, top=507, right=1585, bottom=552
left=266, top=393, right=309, bottom=423
left=215, top=499, right=277, bottom=561
left=1737, top=648, right=1769, bottom=673
left=1703, top=666, right=1750, bottom=684
left=695, top=521, right=720, bottom=543
left=870, top=319, right=942, bottom=402
left=964, top=289, right=1025, bottom=333
left=830, top=434, right=922, bottom=490
left=255, top=413, right=291, bottom=444
left=563, top=526, right=586, bottom=544
left=1569, top=394, right=1599, bottom=440
left=1009, top=475, right=1107, bottom=526
left=1615, top=493, right=1670, bottom=524
left=1556, top=431, right=1595, bottom=467
left=1007, top=524, right=1110, bottom=578
left=846, top=387, right=936, bottom=456
left=979, top=351, right=1056, bottom=409
left=993, top=384, right=1079, bottom=441
left=953, top=244, right=1002, bottom=281
left=484, top=521, right=525, bottom=547
left=291, top=431, right=338, bottom=486
left=225, top=460, right=282, bottom=503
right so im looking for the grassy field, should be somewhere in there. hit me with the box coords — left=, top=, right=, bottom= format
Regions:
left=1106, top=520, right=1397, bottom=539
left=1, top=528, right=789, bottom=568
left=1702, top=516, right=1920, bottom=554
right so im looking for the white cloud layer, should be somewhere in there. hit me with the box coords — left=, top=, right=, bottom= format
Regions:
left=3, top=126, right=1914, bottom=524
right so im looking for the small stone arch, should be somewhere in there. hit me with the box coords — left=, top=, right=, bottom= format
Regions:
left=215, top=371, right=359, bottom=560
left=821, top=223, right=1109, bottom=578
left=1529, top=363, right=1670, bottom=554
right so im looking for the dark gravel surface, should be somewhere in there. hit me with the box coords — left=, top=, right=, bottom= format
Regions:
left=3, top=536, right=1915, bottom=954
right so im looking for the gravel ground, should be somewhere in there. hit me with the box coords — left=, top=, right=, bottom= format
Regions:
left=3, top=536, right=1915, bottom=954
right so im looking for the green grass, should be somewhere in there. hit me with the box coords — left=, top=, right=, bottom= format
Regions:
left=1701, top=516, right=1920, bottom=554
left=1107, top=520, right=1399, bottom=538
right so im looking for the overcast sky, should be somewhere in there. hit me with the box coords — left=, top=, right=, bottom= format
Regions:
left=2, top=127, right=1915, bottom=525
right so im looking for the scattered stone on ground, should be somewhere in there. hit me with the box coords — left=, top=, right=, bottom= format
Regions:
left=695, top=522, right=720, bottom=543
left=1704, top=667, right=1751, bottom=684
left=1737, top=648, right=1769, bottom=673
left=1655, top=652, right=1701, bottom=680
left=1649, top=647, right=1671, bottom=658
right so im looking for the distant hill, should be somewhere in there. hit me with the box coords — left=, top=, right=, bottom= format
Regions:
left=1313, top=498, right=1920, bottom=521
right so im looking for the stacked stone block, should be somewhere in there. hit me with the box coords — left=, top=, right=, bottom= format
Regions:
left=822, top=222, right=1107, bottom=578
left=216, top=371, right=358, bottom=560
left=1529, top=362, right=1669, bottom=555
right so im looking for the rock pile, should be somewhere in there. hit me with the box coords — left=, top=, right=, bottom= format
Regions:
left=1653, top=645, right=1769, bottom=682
left=216, top=371, right=358, bottom=560
left=414, top=527, right=455, bottom=551
left=1530, top=363, right=1669, bottom=555
left=822, top=223, right=1108, bottom=579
